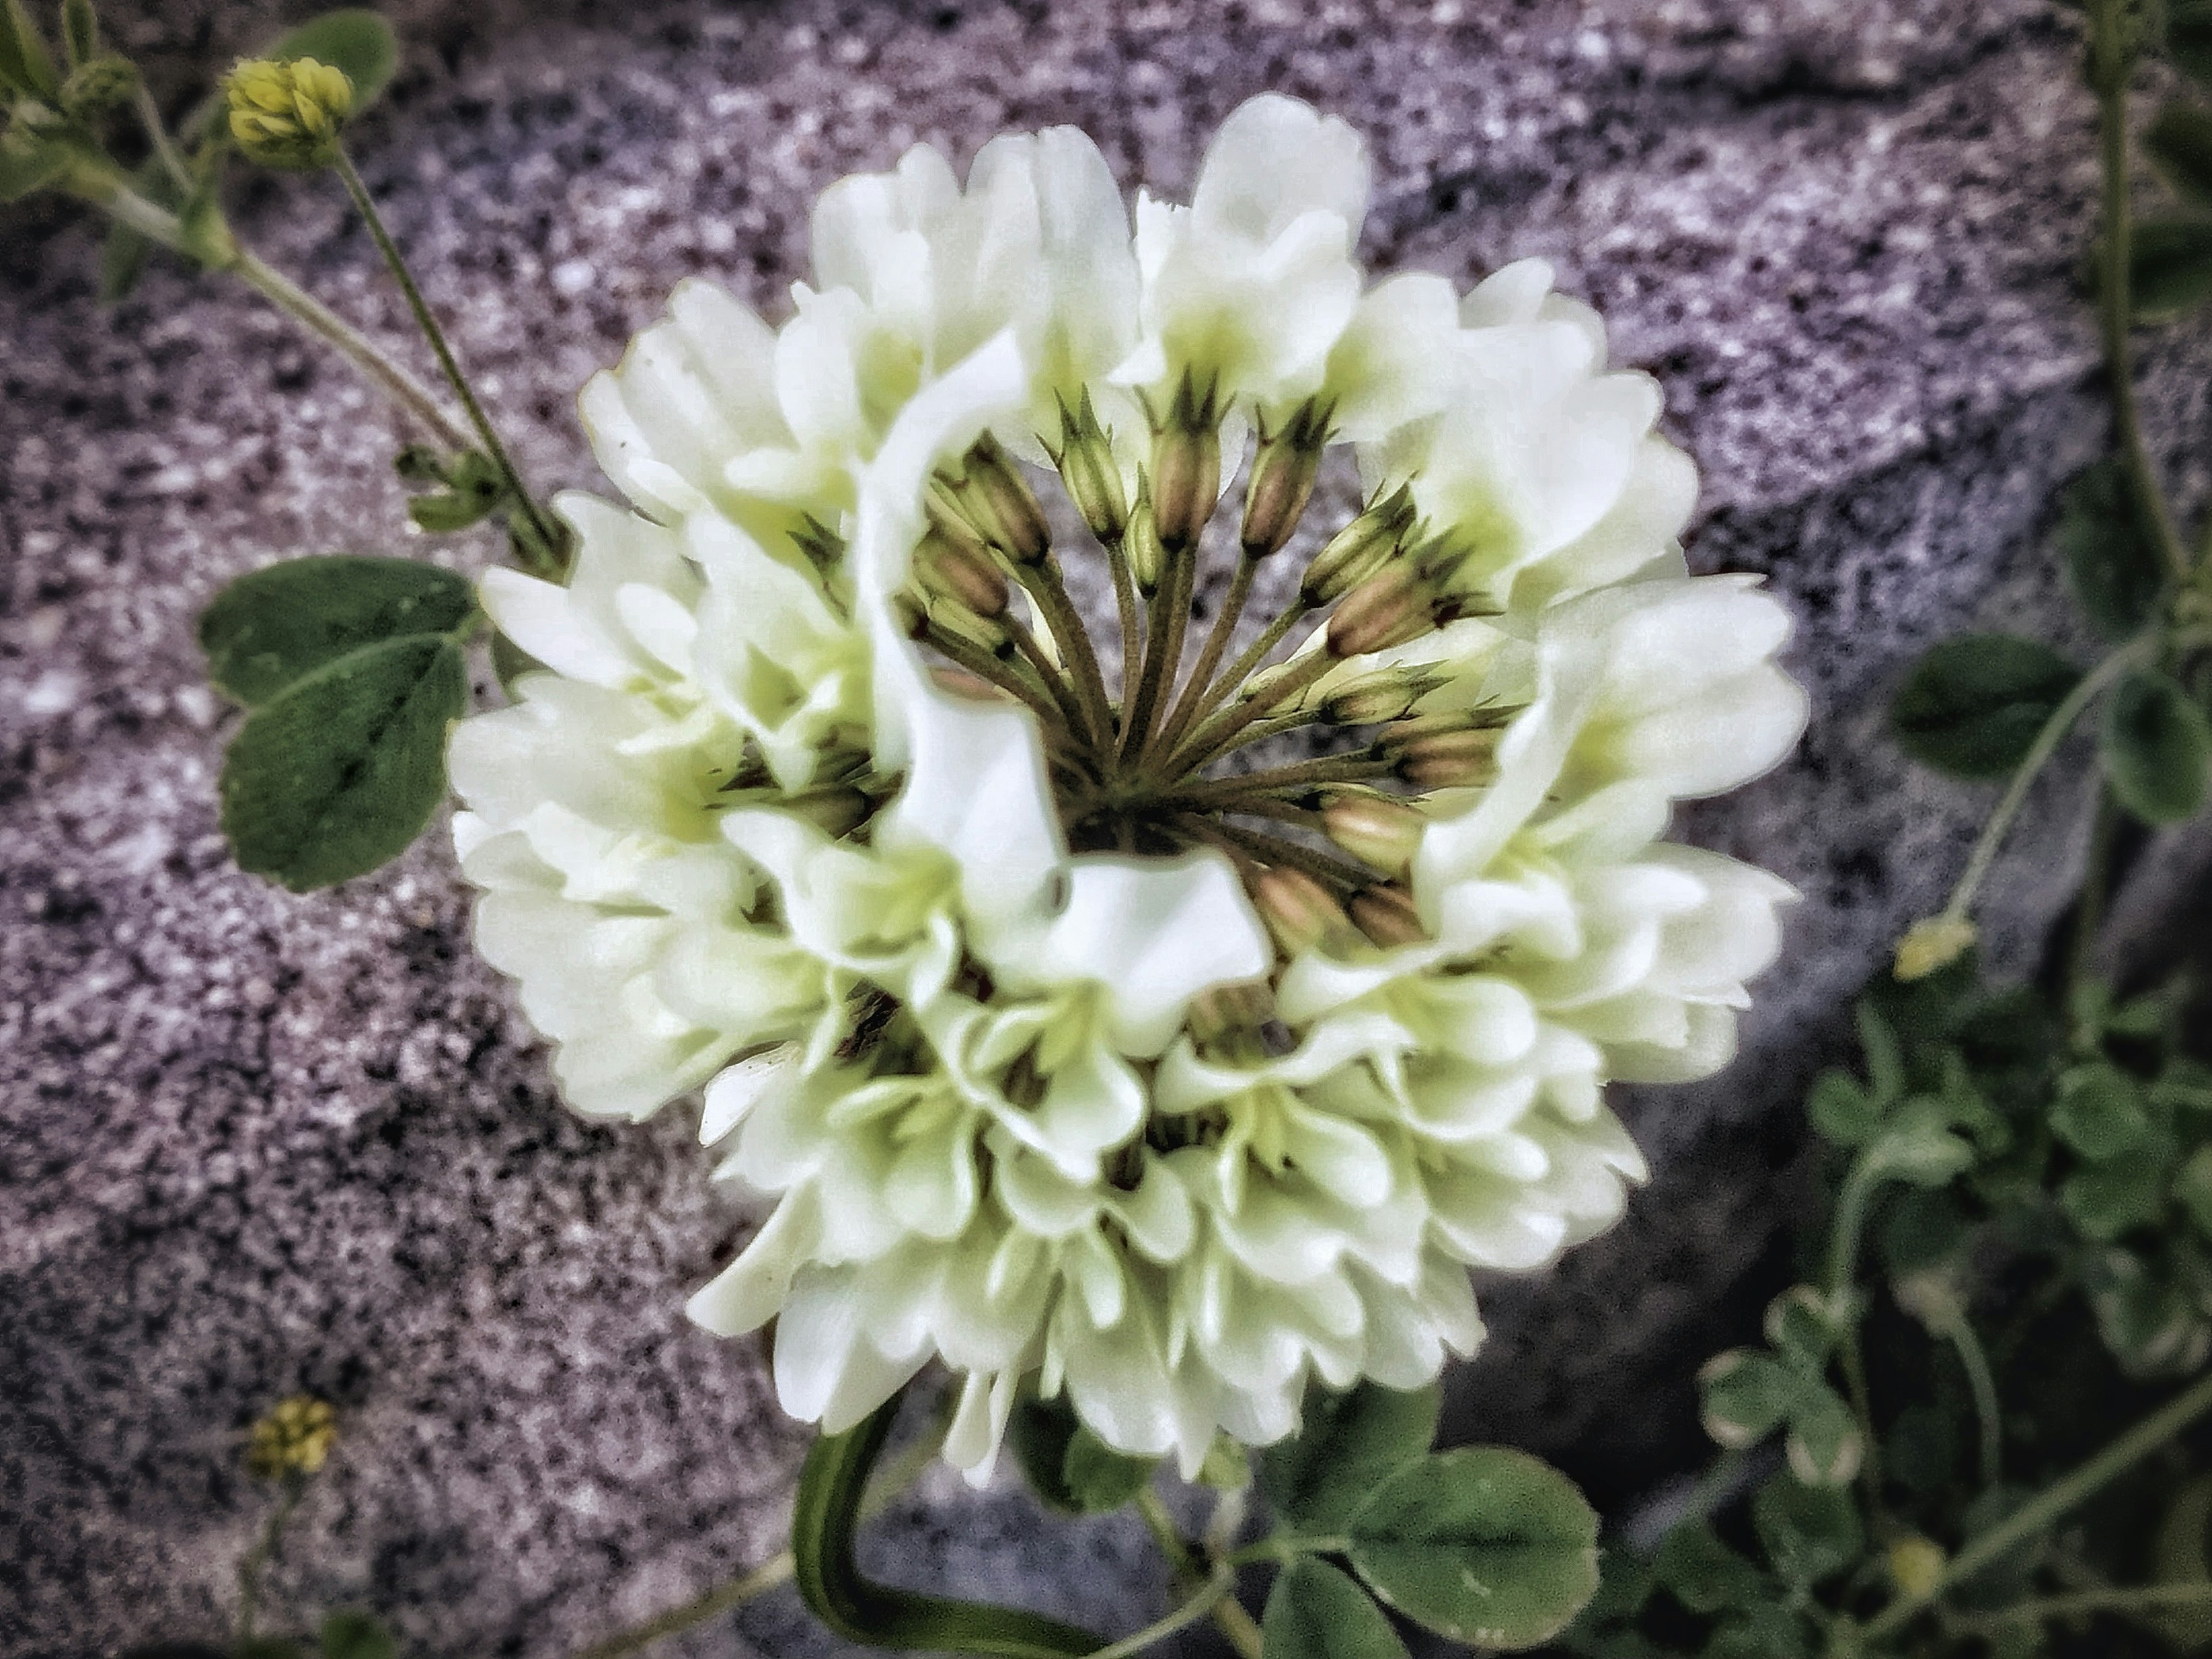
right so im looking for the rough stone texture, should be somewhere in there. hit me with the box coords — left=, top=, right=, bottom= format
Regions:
left=6, top=1, right=2210, bottom=1655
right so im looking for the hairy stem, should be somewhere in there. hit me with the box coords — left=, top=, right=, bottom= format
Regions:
left=1172, top=651, right=1336, bottom=774
left=1858, top=1366, right=2212, bottom=1646
left=1017, top=558, right=1115, bottom=753
left=333, top=147, right=563, bottom=566
left=1154, top=552, right=1258, bottom=761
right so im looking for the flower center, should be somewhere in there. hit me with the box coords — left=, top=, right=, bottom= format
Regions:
left=902, top=373, right=1514, bottom=961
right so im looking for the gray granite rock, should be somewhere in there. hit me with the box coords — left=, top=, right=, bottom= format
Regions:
left=5, top=1, right=2206, bottom=1655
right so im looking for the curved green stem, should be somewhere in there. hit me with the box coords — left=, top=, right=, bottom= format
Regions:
left=2091, top=0, right=2192, bottom=585
left=1936, top=639, right=2154, bottom=929
left=1224, top=1534, right=1353, bottom=1569
left=1135, top=1490, right=1263, bottom=1659
left=332, top=147, right=562, bottom=563
left=132, top=82, right=194, bottom=194
left=794, top=1398, right=1102, bottom=1658
left=1959, top=1581, right=2212, bottom=1632
left=1017, top=558, right=1115, bottom=753
left=1858, top=1365, right=2212, bottom=1646
left=1936, top=1310, right=2003, bottom=1491
left=1823, top=1162, right=1884, bottom=1520
left=237, top=1480, right=304, bottom=1642
left=1154, top=552, right=1258, bottom=760
left=1088, top=1570, right=1234, bottom=1659
left=75, top=173, right=473, bottom=452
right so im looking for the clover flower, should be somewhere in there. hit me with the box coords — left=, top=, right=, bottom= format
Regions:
left=226, top=56, right=354, bottom=170
left=449, top=94, right=1807, bottom=1480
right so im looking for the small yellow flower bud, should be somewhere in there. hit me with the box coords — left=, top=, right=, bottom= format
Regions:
left=1350, top=882, right=1427, bottom=948
left=1324, top=794, right=1426, bottom=873
left=915, top=527, right=1009, bottom=619
left=1240, top=399, right=1331, bottom=559
left=1893, top=916, right=1976, bottom=982
left=953, top=433, right=1051, bottom=565
left=1149, top=373, right=1222, bottom=553
left=245, top=1395, right=338, bottom=1479
left=59, top=54, right=138, bottom=119
left=1051, top=389, right=1127, bottom=546
left=1887, top=1537, right=1946, bottom=1602
left=226, top=56, right=354, bottom=170
left=1251, top=867, right=1356, bottom=956
left=1327, top=560, right=1434, bottom=658
left=1301, top=485, right=1413, bottom=607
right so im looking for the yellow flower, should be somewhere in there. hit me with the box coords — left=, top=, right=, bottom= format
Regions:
left=245, top=1395, right=338, bottom=1478
left=1893, top=915, right=1976, bottom=982
left=226, top=57, right=353, bottom=169
left=1887, top=1536, right=1947, bottom=1601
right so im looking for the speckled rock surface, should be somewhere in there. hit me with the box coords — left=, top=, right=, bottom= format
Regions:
left=5, top=1, right=2207, bottom=1655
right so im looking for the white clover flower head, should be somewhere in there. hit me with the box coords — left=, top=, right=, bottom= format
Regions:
left=449, top=93, right=1808, bottom=1483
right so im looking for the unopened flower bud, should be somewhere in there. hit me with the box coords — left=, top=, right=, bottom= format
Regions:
left=1150, top=374, right=1221, bottom=552
left=1324, top=795, right=1426, bottom=873
left=1188, top=981, right=1277, bottom=1059
left=890, top=592, right=930, bottom=639
left=1385, top=719, right=1501, bottom=789
left=1052, top=389, right=1127, bottom=544
left=1893, top=916, right=1975, bottom=983
left=59, top=54, right=138, bottom=118
left=955, top=433, right=1051, bottom=565
left=1302, top=484, right=1413, bottom=606
left=1241, top=400, right=1331, bottom=559
left=226, top=56, right=353, bottom=169
left=916, top=527, right=1009, bottom=618
left=1251, top=867, right=1355, bottom=956
left=1350, top=883, right=1427, bottom=948
left=246, top=1395, right=337, bottom=1480
left=785, top=787, right=872, bottom=839
left=1327, top=560, right=1434, bottom=657
left=1321, top=666, right=1440, bottom=726
left=1126, top=485, right=1167, bottom=594
left=1887, top=1538, right=1946, bottom=1602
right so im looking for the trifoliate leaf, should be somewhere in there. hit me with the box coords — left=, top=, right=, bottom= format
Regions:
left=259, top=9, right=399, bottom=112
left=2052, top=1063, right=2154, bottom=1161
left=1652, top=1521, right=1768, bottom=1616
left=1763, top=1287, right=1842, bottom=1369
left=1751, top=1478, right=1863, bottom=1589
left=2085, top=1248, right=2212, bottom=1375
left=1706, top=1605, right=1815, bottom=1659
left=1260, top=1559, right=1409, bottom=1659
left=200, top=555, right=476, bottom=706
left=1784, top=1385, right=1865, bottom=1489
left=2062, top=1153, right=2171, bottom=1243
left=2101, top=669, right=2212, bottom=824
left=2133, top=216, right=2212, bottom=320
left=1346, top=1448, right=1600, bottom=1651
left=2055, top=462, right=2165, bottom=638
left=2151, top=103, right=2212, bottom=204
left=319, top=1611, right=396, bottom=1659
left=1696, top=1350, right=1801, bottom=1449
left=217, top=631, right=468, bottom=891
left=1260, top=1378, right=1439, bottom=1532
left=1808, top=1070, right=1881, bottom=1146
left=1889, top=635, right=2081, bottom=779
left=1866, top=1100, right=1976, bottom=1189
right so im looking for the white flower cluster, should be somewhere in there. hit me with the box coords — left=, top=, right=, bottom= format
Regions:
left=449, top=95, right=1806, bottom=1481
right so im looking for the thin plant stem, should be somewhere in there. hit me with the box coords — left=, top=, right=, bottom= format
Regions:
left=1185, top=599, right=1313, bottom=737
left=1017, top=559, right=1115, bottom=753
left=919, top=625, right=1065, bottom=730
left=2091, top=0, right=2193, bottom=585
left=1001, top=608, right=1089, bottom=735
left=1936, top=640, right=2154, bottom=929
left=1184, top=815, right=1380, bottom=892
left=1088, top=1569, right=1234, bottom=1659
left=79, top=176, right=473, bottom=451
left=1937, top=1312, right=2004, bottom=1490
left=1122, top=548, right=1195, bottom=767
left=1173, top=749, right=1395, bottom=802
left=2067, top=786, right=2122, bottom=1012
left=132, top=82, right=194, bottom=194
left=1224, top=1535, right=1353, bottom=1569
left=1173, top=652, right=1340, bottom=775
left=1154, top=552, right=1258, bottom=760
left=1960, top=1582, right=2212, bottom=1632
left=1105, top=535, right=1142, bottom=719
left=332, top=147, right=561, bottom=559
left=1823, top=1163, right=1884, bottom=1521
left=575, top=1407, right=948, bottom=1659
left=1858, top=1365, right=2212, bottom=1646
left=237, top=1481, right=304, bottom=1642
left=1135, top=1490, right=1263, bottom=1659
